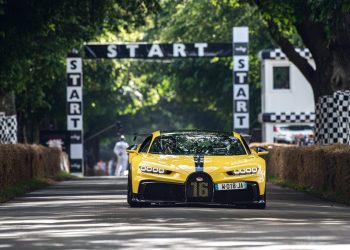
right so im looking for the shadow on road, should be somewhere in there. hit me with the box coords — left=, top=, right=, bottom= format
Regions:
left=0, top=177, right=349, bottom=250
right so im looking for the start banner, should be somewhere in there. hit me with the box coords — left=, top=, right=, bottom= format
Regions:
left=84, top=43, right=232, bottom=59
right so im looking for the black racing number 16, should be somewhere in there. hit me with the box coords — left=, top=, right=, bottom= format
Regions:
left=190, top=182, right=208, bottom=197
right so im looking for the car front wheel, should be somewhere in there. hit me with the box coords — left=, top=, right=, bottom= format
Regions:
left=127, top=165, right=149, bottom=207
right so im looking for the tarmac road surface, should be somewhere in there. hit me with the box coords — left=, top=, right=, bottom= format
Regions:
left=1, top=177, right=350, bottom=250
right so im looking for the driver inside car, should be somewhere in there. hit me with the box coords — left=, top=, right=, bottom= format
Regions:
left=164, top=137, right=180, bottom=154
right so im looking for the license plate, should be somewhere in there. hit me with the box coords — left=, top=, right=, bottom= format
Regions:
left=215, top=182, right=247, bottom=191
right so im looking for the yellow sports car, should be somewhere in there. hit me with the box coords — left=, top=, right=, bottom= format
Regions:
left=127, top=130, right=268, bottom=208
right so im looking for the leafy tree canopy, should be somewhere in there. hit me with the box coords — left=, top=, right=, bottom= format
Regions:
left=1, top=0, right=277, bottom=146
left=244, top=0, right=350, bottom=99
left=0, top=0, right=159, bottom=141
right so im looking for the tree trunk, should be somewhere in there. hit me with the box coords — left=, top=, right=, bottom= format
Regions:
left=23, top=124, right=28, bottom=144
left=0, top=91, right=16, bottom=115
left=310, top=47, right=350, bottom=100
left=34, top=121, right=40, bottom=144
left=329, top=49, right=350, bottom=91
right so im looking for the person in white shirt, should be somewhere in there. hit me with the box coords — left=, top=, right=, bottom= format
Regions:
left=114, top=135, right=129, bottom=176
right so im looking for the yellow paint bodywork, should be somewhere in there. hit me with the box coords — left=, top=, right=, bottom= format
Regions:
left=129, top=131, right=266, bottom=196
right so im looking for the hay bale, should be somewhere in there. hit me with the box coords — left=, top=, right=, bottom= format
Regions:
left=0, top=144, right=64, bottom=189
left=265, top=144, right=350, bottom=201
left=0, top=144, right=32, bottom=188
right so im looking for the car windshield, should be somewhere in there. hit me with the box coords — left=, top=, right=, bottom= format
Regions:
left=280, top=125, right=313, bottom=131
left=149, top=133, right=247, bottom=156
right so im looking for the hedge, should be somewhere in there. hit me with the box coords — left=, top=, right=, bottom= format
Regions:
left=0, top=144, right=64, bottom=189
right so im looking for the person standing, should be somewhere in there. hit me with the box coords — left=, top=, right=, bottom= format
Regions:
left=114, top=135, right=129, bottom=176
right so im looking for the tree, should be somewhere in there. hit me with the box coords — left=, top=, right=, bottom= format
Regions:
left=0, top=0, right=159, bottom=142
left=246, top=0, right=350, bottom=100
left=123, top=0, right=274, bottom=131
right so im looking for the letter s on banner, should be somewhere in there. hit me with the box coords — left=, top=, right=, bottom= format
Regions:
left=107, top=45, right=117, bottom=58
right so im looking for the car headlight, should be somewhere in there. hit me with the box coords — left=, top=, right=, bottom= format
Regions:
left=139, top=166, right=171, bottom=175
left=228, top=167, right=258, bottom=176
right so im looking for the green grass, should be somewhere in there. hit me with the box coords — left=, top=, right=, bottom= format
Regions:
left=268, top=175, right=350, bottom=206
left=53, top=171, right=79, bottom=181
left=0, top=179, right=49, bottom=203
left=0, top=171, right=78, bottom=203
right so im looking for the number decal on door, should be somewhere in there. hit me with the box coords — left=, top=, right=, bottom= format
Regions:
left=190, top=182, right=208, bottom=197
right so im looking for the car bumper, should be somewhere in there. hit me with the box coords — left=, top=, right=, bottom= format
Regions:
left=275, top=136, right=293, bottom=143
left=133, top=180, right=265, bottom=205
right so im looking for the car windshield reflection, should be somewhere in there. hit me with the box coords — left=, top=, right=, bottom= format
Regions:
left=149, top=134, right=246, bottom=156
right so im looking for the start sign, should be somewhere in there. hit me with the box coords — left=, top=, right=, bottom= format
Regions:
left=84, top=43, right=232, bottom=59
left=67, top=26, right=250, bottom=175
left=66, top=55, right=83, bottom=173
left=233, top=27, right=249, bottom=134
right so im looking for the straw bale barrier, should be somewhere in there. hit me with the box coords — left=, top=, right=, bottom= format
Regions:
left=0, top=144, right=63, bottom=189
left=262, top=144, right=350, bottom=200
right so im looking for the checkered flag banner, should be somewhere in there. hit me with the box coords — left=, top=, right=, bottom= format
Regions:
left=262, top=112, right=315, bottom=123
left=315, top=91, right=350, bottom=145
left=0, top=114, right=17, bottom=144
left=259, top=48, right=312, bottom=60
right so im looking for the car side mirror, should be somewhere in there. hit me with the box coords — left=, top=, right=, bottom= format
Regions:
left=127, top=144, right=138, bottom=154
left=256, top=146, right=269, bottom=156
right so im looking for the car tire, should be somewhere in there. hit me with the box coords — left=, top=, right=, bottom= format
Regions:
left=127, top=164, right=149, bottom=207
left=248, top=196, right=266, bottom=209
left=248, top=185, right=267, bottom=209
left=258, top=185, right=267, bottom=209
left=256, top=195, right=266, bottom=209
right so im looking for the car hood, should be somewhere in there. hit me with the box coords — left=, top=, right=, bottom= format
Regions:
left=142, top=154, right=259, bottom=174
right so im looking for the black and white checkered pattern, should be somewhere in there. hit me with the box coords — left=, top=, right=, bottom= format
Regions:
left=0, top=114, right=17, bottom=144
left=260, top=48, right=312, bottom=60
left=315, top=91, right=350, bottom=145
left=0, top=113, right=7, bottom=143
left=315, top=96, right=338, bottom=144
left=334, top=91, right=350, bottom=144
left=262, top=112, right=315, bottom=123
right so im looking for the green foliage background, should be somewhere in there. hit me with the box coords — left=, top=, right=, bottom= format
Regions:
left=85, top=0, right=274, bottom=147
left=1, top=0, right=276, bottom=159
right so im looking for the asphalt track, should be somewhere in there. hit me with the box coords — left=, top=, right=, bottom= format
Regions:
left=1, top=177, right=350, bottom=250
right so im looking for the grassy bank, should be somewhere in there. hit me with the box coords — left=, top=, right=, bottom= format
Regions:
left=0, top=171, right=77, bottom=203
left=268, top=175, right=350, bottom=205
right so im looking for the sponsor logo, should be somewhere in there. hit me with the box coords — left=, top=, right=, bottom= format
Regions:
left=71, top=163, right=81, bottom=169
left=196, top=177, right=203, bottom=182
left=235, top=46, right=247, bottom=53
left=71, top=134, right=81, bottom=141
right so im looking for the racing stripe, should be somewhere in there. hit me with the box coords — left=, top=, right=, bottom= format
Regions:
left=194, top=155, right=204, bottom=172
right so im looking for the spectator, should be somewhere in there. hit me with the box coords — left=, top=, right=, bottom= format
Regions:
left=114, top=135, right=129, bottom=176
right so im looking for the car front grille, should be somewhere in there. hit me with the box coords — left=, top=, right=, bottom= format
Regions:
left=138, top=181, right=185, bottom=202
